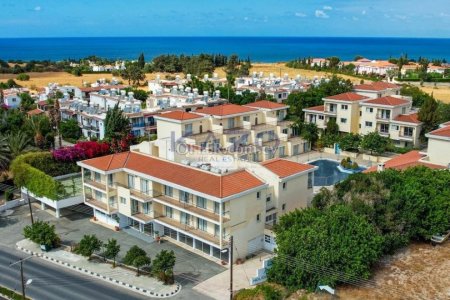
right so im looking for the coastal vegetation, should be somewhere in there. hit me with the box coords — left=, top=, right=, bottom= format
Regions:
left=269, top=166, right=450, bottom=291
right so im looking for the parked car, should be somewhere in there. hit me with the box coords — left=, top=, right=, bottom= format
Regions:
left=431, top=230, right=450, bottom=245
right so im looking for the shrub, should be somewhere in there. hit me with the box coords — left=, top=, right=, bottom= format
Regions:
left=16, top=73, right=30, bottom=81
left=23, top=220, right=59, bottom=247
left=123, top=245, right=147, bottom=265
left=52, top=141, right=110, bottom=162
left=133, top=255, right=151, bottom=276
left=75, top=234, right=103, bottom=260
left=152, top=250, right=176, bottom=284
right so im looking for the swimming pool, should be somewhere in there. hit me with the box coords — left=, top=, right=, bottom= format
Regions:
left=309, top=159, right=366, bottom=186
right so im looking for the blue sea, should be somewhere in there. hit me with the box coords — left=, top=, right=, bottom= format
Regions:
left=1, top=37, right=449, bottom=62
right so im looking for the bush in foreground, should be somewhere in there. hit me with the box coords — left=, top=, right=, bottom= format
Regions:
left=75, top=234, right=103, bottom=260
left=23, top=220, right=60, bottom=248
left=152, top=250, right=176, bottom=284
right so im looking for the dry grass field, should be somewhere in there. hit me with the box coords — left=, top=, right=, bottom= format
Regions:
left=2, top=63, right=450, bottom=103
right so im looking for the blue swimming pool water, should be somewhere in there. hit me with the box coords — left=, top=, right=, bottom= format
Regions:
left=309, top=159, right=366, bottom=186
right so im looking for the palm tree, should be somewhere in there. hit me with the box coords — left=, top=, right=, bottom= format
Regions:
left=0, top=135, right=10, bottom=172
left=7, top=131, right=34, bottom=159
left=27, top=115, right=46, bottom=149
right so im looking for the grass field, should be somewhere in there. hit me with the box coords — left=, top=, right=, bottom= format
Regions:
left=2, top=63, right=450, bottom=103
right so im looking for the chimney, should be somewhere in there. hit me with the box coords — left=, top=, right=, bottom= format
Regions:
left=377, top=162, right=385, bottom=172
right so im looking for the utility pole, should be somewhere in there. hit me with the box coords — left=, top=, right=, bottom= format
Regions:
left=229, top=235, right=233, bottom=300
left=9, top=256, right=33, bottom=300
left=26, top=189, right=34, bottom=225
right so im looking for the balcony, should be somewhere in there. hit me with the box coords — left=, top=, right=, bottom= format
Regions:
left=152, top=195, right=229, bottom=223
left=84, top=179, right=107, bottom=191
left=85, top=197, right=117, bottom=213
left=154, top=216, right=224, bottom=246
left=399, top=133, right=414, bottom=141
left=131, top=212, right=153, bottom=223
left=223, top=127, right=249, bottom=135
left=376, top=115, right=391, bottom=122
left=131, top=122, right=145, bottom=128
left=378, top=131, right=390, bottom=137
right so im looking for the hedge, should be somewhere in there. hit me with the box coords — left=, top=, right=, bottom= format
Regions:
left=0, top=285, right=31, bottom=300
left=11, top=152, right=77, bottom=200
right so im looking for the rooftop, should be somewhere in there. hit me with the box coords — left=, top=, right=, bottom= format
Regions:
left=393, top=113, right=421, bottom=124
left=353, top=82, right=399, bottom=91
left=261, top=158, right=315, bottom=178
left=363, top=96, right=410, bottom=106
left=155, top=111, right=204, bottom=121
left=427, top=124, right=450, bottom=138
left=325, top=92, right=369, bottom=102
left=79, top=152, right=265, bottom=199
left=303, top=105, right=325, bottom=112
left=364, top=151, right=445, bottom=173
left=195, top=103, right=257, bottom=117
left=244, top=100, right=288, bottom=110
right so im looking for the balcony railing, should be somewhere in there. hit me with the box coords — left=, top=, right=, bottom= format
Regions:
left=131, top=122, right=145, bottom=128
left=84, top=179, right=107, bottom=191
left=131, top=211, right=153, bottom=223
left=115, top=183, right=157, bottom=202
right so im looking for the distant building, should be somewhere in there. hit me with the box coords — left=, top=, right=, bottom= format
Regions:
left=1, top=88, right=29, bottom=109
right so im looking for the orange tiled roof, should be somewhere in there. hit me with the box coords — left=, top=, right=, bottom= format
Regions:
left=156, top=111, right=204, bottom=121
left=261, top=158, right=315, bottom=178
left=304, top=105, right=325, bottom=112
left=363, top=96, right=410, bottom=106
left=354, top=82, right=399, bottom=91
left=195, top=104, right=257, bottom=116
left=364, top=151, right=445, bottom=173
left=427, top=125, right=450, bottom=138
left=27, top=108, right=45, bottom=116
left=80, top=152, right=265, bottom=198
left=393, top=113, right=421, bottom=124
left=325, top=92, right=369, bottom=102
left=244, top=100, right=287, bottom=110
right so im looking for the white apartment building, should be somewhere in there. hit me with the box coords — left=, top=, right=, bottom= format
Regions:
left=303, top=82, right=422, bottom=148
left=424, top=122, right=450, bottom=167
left=1, top=88, right=29, bottom=109
left=77, top=144, right=316, bottom=261
left=153, top=102, right=308, bottom=163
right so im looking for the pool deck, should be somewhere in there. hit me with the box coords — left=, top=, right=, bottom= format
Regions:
left=286, top=151, right=375, bottom=168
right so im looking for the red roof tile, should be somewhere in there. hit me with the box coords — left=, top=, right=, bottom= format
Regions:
left=393, top=113, right=421, bottom=124
left=156, top=111, right=203, bottom=121
left=27, top=108, right=45, bottom=116
left=80, top=85, right=127, bottom=92
left=354, top=82, right=399, bottom=91
left=364, top=151, right=445, bottom=173
left=427, top=125, right=450, bottom=138
left=80, top=152, right=265, bottom=198
left=363, top=96, right=410, bottom=106
left=325, top=92, right=369, bottom=102
left=261, top=158, right=315, bottom=178
left=244, top=100, right=288, bottom=110
left=304, top=105, right=325, bottom=112
left=195, top=104, right=257, bottom=116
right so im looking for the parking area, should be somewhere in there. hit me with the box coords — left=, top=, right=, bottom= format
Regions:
left=0, top=203, right=225, bottom=291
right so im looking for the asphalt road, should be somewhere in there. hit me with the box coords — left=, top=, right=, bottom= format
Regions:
left=0, top=245, right=152, bottom=300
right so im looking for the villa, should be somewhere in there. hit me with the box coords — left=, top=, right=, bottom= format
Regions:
left=77, top=142, right=316, bottom=261
left=1, top=88, right=29, bottom=109
left=303, top=82, right=422, bottom=148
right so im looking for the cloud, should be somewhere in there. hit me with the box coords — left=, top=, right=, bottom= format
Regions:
left=323, top=6, right=333, bottom=10
left=315, top=10, right=329, bottom=18
left=295, top=12, right=307, bottom=17
left=394, top=14, right=407, bottom=20
left=362, top=10, right=366, bottom=15
left=439, top=12, right=450, bottom=17
left=34, top=6, right=41, bottom=11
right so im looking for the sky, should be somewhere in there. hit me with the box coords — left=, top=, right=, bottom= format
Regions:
left=0, top=0, right=449, bottom=38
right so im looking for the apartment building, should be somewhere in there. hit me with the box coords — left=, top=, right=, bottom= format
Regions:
left=303, top=82, right=422, bottom=147
left=1, top=88, right=29, bottom=109
left=153, top=102, right=308, bottom=163
left=424, top=122, right=450, bottom=167
left=77, top=146, right=316, bottom=261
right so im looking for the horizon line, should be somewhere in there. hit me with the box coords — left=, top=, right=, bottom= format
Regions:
left=1, top=35, right=450, bottom=39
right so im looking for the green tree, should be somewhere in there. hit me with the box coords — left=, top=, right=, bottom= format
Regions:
left=137, top=53, right=145, bottom=70
left=59, top=119, right=81, bottom=140
left=16, top=73, right=30, bottom=81
left=327, top=56, right=340, bottom=69
left=133, top=255, right=151, bottom=276
left=23, top=220, right=59, bottom=247
left=5, top=131, right=34, bottom=159
left=121, top=63, right=146, bottom=86
left=338, top=133, right=361, bottom=152
left=418, top=96, right=439, bottom=134
left=224, top=54, right=239, bottom=78
left=152, top=250, right=176, bottom=284
left=325, top=118, right=339, bottom=135
left=75, top=234, right=103, bottom=260
left=0, top=135, right=10, bottom=172
left=19, top=93, right=35, bottom=111
left=104, top=238, right=121, bottom=268
left=301, top=123, right=318, bottom=149
left=268, top=205, right=384, bottom=290
left=0, top=109, right=26, bottom=134
left=396, top=55, right=409, bottom=79
left=123, top=245, right=147, bottom=265
left=360, top=131, right=389, bottom=155
left=104, top=104, right=131, bottom=141
left=400, top=84, right=434, bottom=107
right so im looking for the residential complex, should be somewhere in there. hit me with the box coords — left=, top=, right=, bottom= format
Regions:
left=303, top=82, right=422, bottom=147
left=77, top=143, right=316, bottom=261
left=1, top=87, right=29, bottom=109
left=154, top=101, right=308, bottom=163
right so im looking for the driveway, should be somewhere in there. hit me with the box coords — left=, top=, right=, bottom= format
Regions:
left=0, top=204, right=225, bottom=299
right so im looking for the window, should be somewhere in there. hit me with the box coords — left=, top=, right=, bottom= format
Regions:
left=366, top=107, right=373, bottom=113
left=243, top=116, right=250, bottom=122
left=140, top=179, right=148, bottom=194
left=293, top=144, right=300, bottom=155
left=95, top=190, right=103, bottom=200
left=359, top=111, right=362, bottom=116
left=143, top=202, right=150, bottom=214
left=266, top=195, right=271, bottom=202
left=196, top=196, right=206, bottom=209
left=403, top=127, right=414, bottom=137
left=391, top=125, right=399, bottom=131
left=264, top=235, right=271, bottom=243
left=402, top=107, right=406, bottom=114
left=318, top=115, right=325, bottom=120
left=184, top=123, right=193, bottom=136
left=179, top=191, right=190, bottom=203
left=94, top=172, right=101, bottom=182
left=214, top=202, right=220, bottom=214
left=307, top=172, right=313, bottom=189
left=164, top=185, right=173, bottom=197
left=256, top=214, right=261, bottom=222
left=256, top=192, right=261, bottom=200
left=282, top=128, right=288, bottom=134
left=180, top=212, right=190, bottom=225
left=380, top=124, right=389, bottom=133
left=279, top=146, right=285, bottom=157
left=365, top=121, right=373, bottom=127
left=108, top=174, right=114, bottom=187
left=341, top=104, right=348, bottom=110
left=340, top=118, right=347, bottom=124
left=165, top=206, right=173, bottom=218
left=127, top=174, right=134, bottom=188
left=109, top=196, right=116, bottom=206
left=120, top=197, right=126, bottom=204
left=228, top=118, right=235, bottom=129
left=282, top=204, right=286, bottom=211
left=214, top=224, right=220, bottom=237
left=197, top=218, right=208, bottom=231
left=282, top=182, right=287, bottom=190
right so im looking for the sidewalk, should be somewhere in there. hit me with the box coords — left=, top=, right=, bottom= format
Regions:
left=17, top=239, right=181, bottom=298
left=193, top=252, right=273, bottom=300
